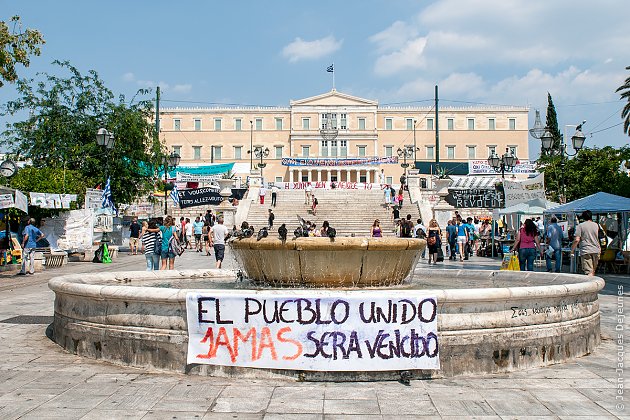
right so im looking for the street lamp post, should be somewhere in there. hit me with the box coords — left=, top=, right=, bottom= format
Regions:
left=163, top=151, right=181, bottom=215
left=540, top=122, right=586, bottom=203
left=487, top=148, right=517, bottom=179
left=397, top=145, right=418, bottom=187
left=96, top=128, right=116, bottom=177
left=249, top=146, right=270, bottom=179
left=413, top=119, right=417, bottom=164
left=249, top=120, right=254, bottom=172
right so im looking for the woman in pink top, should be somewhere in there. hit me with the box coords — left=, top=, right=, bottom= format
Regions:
left=511, top=219, right=542, bottom=271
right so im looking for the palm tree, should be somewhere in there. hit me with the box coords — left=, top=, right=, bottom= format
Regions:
left=617, top=66, right=630, bottom=136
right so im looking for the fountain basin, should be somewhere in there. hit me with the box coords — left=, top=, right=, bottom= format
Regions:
left=48, top=269, right=603, bottom=380
left=229, top=237, right=425, bottom=287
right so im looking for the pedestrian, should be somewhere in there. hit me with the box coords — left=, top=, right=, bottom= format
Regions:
left=384, top=185, right=392, bottom=209
left=545, top=216, right=564, bottom=273
left=193, top=216, right=204, bottom=252
left=185, top=218, right=193, bottom=249
left=414, top=219, right=426, bottom=239
left=311, top=196, right=318, bottom=216
left=400, top=214, right=414, bottom=238
left=392, top=206, right=401, bottom=226
left=159, top=216, right=179, bottom=270
left=271, top=184, right=279, bottom=207
left=210, top=217, right=230, bottom=269
left=141, top=220, right=160, bottom=271
left=259, top=184, right=267, bottom=205
left=446, top=219, right=458, bottom=260
left=320, top=220, right=331, bottom=237
left=512, top=219, right=542, bottom=271
left=371, top=219, right=382, bottom=237
left=570, top=210, right=602, bottom=276
left=179, top=217, right=186, bottom=243
left=305, top=183, right=313, bottom=205
left=203, top=223, right=212, bottom=256
left=456, top=218, right=469, bottom=262
left=397, top=189, right=404, bottom=208
left=18, top=218, right=45, bottom=275
left=268, top=208, right=275, bottom=230
left=427, top=219, right=442, bottom=265
left=128, top=217, right=141, bottom=255
left=204, top=209, right=215, bottom=227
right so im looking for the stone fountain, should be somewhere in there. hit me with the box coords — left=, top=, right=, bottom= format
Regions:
left=48, top=234, right=603, bottom=380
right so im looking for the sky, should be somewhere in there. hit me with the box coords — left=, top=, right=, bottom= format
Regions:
left=1, top=0, right=629, bottom=159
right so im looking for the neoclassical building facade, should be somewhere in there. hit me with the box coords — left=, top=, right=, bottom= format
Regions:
left=159, top=90, right=529, bottom=185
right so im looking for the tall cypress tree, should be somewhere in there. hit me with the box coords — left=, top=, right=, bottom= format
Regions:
left=545, top=93, right=562, bottom=151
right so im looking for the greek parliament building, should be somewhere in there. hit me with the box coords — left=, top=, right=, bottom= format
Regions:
left=159, top=90, right=529, bottom=186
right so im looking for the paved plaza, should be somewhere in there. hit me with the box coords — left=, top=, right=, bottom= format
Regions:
left=0, top=248, right=628, bottom=419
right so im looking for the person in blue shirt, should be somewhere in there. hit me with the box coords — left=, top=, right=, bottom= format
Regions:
left=445, top=219, right=458, bottom=260
left=456, top=218, right=469, bottom=261
left=545, top=216, right=564, bottom=273
left=19, top=218, right=45, bottom=275
left=192, top=217, right=205, bottom=252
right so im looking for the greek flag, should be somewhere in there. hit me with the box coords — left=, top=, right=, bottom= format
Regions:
left=326, top=64, right=334, bottom=73
left=101, top=177, right=116, bottom=211
left=170, top=184, right=180, bottom=207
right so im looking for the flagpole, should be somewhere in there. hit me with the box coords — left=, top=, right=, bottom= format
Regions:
left=332, top=62, right=335, bottom=90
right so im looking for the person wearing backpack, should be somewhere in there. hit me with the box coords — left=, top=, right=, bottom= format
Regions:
left=400, top=214, right=414, bottom=238
left=427, top=219, right=442, bottom=264
left=570, top=210, right=602, bottom=276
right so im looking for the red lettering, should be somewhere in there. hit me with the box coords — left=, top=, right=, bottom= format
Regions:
left=211, top=326, right=235, bottom=360
left=276, top=326, right=302, bottom=361
left=196, top=327, right=215, bottom=359
left=233, top=327, right=257, bottom=362
left=254, top=327, right=278, bottom=361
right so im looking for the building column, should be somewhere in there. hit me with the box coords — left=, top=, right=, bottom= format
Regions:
left=289, top=170, right=294, bottom=183
left=298, top=169, right=303, bottom=182
left=326, top=169, right=331, bottom=181
left=366, top=169, right=371, bottom=184
left=317, top=169, right=322, bottom=182
left=346, top=169, right=351, bottom=182
left=336, top=169, right=341, bottom=181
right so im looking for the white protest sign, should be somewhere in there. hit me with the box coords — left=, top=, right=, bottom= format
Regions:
left=468, top=159, right=537, bottom=175
left=14, top=190, right=28, bottom=213
left=85, top=188, right=103, bottom=210
left=503, top=173, right=546, bottom=207
left=0, top=194, right=15, bottom=209
left=186, top=291, right=440, bottom=371
left=29, top=192, right=47, bottom=207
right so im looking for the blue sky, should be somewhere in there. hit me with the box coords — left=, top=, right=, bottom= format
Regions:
left=1, top=0, right=629, bottom=158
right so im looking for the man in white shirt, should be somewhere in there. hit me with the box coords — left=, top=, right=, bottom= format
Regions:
left=305, top=184, right=313, bottom=205
left=258, top=185, right=267, bottom=205
left=210, top=217, right=230, bottom=268
left=271, top=184, right=280, bottom=207
left=413, top=219, right=426, bottom=238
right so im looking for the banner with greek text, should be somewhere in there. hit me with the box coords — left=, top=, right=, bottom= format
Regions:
left=503, top=173, right=546, bottom=207
left=468, top=159, right=538, bottom=175
left=186, top=291, right=440, bottom=371
left=277, top=182, right=383, bottom=190
left=282, top=156, right=398, bottom=167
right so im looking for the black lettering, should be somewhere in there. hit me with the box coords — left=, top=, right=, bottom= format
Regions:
left=331, top=300, right=350, bottom=324
left=214, top=297, right=233, bottom=324
left=244, top=298, right=261, bottom=323
left=197, top=297, right=214, bottom=323
left=419, top=298, right=437, bottom=323
left=331, top=332, right=348, bottom=360
left=279, top=299, right=294, bottom=323
left=359, top=302, right=376, bottom=323
left=347, top=331, right=363, bottom=359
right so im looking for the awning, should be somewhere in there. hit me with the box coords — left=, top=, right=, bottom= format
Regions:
left=449, top=176, right=500, bottom=189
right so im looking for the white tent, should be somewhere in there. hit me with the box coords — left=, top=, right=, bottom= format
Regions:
left=497, top=198, right=559, bottom=215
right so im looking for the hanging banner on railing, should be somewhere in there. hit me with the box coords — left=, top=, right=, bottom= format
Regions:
left=503, top=173, right=546, bottom=207
left=186, top=291, right=440, bottom=371
left=468, top=159, right=538, bottom=175
left=277, top=182, right=382, bottom=190
left=282, top=156, right=398, bottom=167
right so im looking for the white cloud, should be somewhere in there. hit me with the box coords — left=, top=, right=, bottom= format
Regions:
left=172, top=84, right=192, bottom=94
left=369, top=21, right=418, bottom=54
left=122, top=73, right=193, bottom=94
left=282, top=36, right=342, bottom=63
left=122, top=72, right=135, bottom=82
left=374, top=37, right=428, bottom=76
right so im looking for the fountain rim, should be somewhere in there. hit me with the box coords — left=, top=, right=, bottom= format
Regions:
left=48, top=268, right=605, bottom=304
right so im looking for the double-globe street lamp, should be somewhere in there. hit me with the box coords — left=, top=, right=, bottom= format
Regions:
left=163, top=151, right=181, bottom=215
left=398, top=145, right=418, bottom=186
left=488, top=148, right=517, bottom=179
left=96, top=128, right=116, bottom=242
left=249, top=146, right=270, bottom=179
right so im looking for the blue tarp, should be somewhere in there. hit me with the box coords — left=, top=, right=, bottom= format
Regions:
left=544, top=192, right=630, bottom=215
left=166, top=162, right=234, bottom=179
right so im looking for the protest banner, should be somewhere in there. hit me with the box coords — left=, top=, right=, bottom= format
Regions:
left=445, top=188, right=504, bottom=208
left=0, top=194, right=15, bottom=209
left=281, top=156, right=398, bottom=167
left=278, top=181, right=380, bottom=190
left=503, top=174, right=546, bottom=207
left=186, top=291, right=440, bottom=371
left=468, top=159, right=537, bottom=175
left=14, top=190, right=28, bottom=213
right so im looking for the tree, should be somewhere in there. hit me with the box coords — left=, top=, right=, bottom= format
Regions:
left=541, top=146, right=630, bottom=202
left=0, top=16, right=45, bottom=88
left=1, top=61, right=164, bottom=204
left=541, top=93, right=562, bottom=158
left=617, top=65, right=630, bottom=136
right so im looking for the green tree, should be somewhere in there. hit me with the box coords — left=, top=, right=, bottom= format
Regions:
left=616, top=65, right=630, bottom=136
left=0, top=16, right=45, bottom=88
left=541, top=146, right=630, bottom=202
left=2, top=61, right=165, bottom=204
left=540, top=93, right=562, bottom=159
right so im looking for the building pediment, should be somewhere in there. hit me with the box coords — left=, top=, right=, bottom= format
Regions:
left=290, top=89, right=378, bottom=107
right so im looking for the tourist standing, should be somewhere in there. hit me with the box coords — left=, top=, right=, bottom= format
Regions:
left=185, top=218, right=193, bottom=249
left=414, top=219, right=426, bottom=238
left=427, top=219, right=442, bottom=265
left=268, top=209, right=275, bottom=230
left=128, top=217, right=141, bottom=255
left=19, top=218, right=44, bottom=275
left=397, top=189, right=404, bottom=208
left=384, top=185, right=392, bottom=209
left=545, top=217, right=564, bottom=273
left=400, top=214, right=414, bottom=238
left=210, top=217, right=230, bottom=269
left=193, top=216, right=204, bottom=252
left=446, top=219, right=458, bottom=260
left=305, top=184, right=313, bottom=205
left=204, top=209, right=215, bottom=227
left=512, top=219, right=542, bottom=271
left=159, top=216, right=179, bottom=270
left=311, top=196, right=318, bottom=216
left=271, top=184, right=279, bottom=207
left=259, top=184, right=267, bottom=205
left=371, top=219, right=382, bottom=237
left=571, top=210, right=601, bottom=276
left=456, top=219, right=469, bottom=262
left=141, top=220, right=160, bottom=271
left=179, top=217, right=186, bottom=244
left=392, top=206, right=401, bottom=225
left=203, top=223, right=212, bottom=256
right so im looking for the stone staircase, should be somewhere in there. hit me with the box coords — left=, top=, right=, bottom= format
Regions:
left=245, top=189, right=422, bottom=237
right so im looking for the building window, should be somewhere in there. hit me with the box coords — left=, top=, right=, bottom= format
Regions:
left=234, top=146, right=242, bottom=160
left=426, top=146, right=434, bottom=160
left=447, top=146, right=455, bottom=160
left=406, top=118, right=414, bottom=130
left=275, top=146, right=283, bottom=159
left=213, top=146, right=222, bottom=160
left=447, top=118, right=454, bottom=130
left=235, top=118, right=242, bottom=131
left=509, top=146, right=517, bottom=156
left=386, top=176, right=393, bottom=185
left=427, top=118, right=434, bottom=131
left=358, top=118, right=366, bottom=130
left=340, top=140, right=347, bottom=157
left=302, top=118, right=310, bottom=130
left=301, top=146, right=310, bottom=158
left=214, top=119, right=222, bottom=131
left=488, top=146, right=497, bottom=157
left=255, top=118, right=262, bottom=130
left=275, top=118, right=283, bottom=130
left=340, top=113, right=347, bottom=130
left=358, top=146, right=366, bottom=157
left=320, top=140, right=328, bottom=157
left=193, top=146, right=201, bottom=160
left=194, top=119, right=201, bottom=131
left=467, top=146, right=476, bottom=159
left=173, top=145, right=181, bottom=157
left=275, top=176, right=283, bottom=183
left=321, top=113, right=337, bottom=129
left=467, top=119, right=475, bottom=130
left=174, top=119, right=181, bottom=131
left=488, top=118, right=495, bottom=131
left=330, top=140, right=338, bottom=157
left=385, top=146, right=393, bottom=157
left=509, top=118, right=516, bottom=130
left=385, top=118, right=393, bottom=130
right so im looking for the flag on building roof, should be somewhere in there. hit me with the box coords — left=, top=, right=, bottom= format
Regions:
left=326, top=64, right=334, bottom=73
left=170, top=184, right=180, bottom=207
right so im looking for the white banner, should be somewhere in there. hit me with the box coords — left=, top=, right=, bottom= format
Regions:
left=186, top=291, right=440, bottom=371
left=503, top=173, right=546, bottom=207
left=468, top=159, right=537, bottom=175
left=278, top=182, right=383, bottom=190
left=176, top=172, right=222, bottom=183
left=85, top=188, right=103, bottom=210
left=0, top=194, right=15, bottom=209
left=14, top=190, right=28, bottom=213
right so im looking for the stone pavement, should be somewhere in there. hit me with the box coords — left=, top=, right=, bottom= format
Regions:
left=0, top=248, right=628, bottom=419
